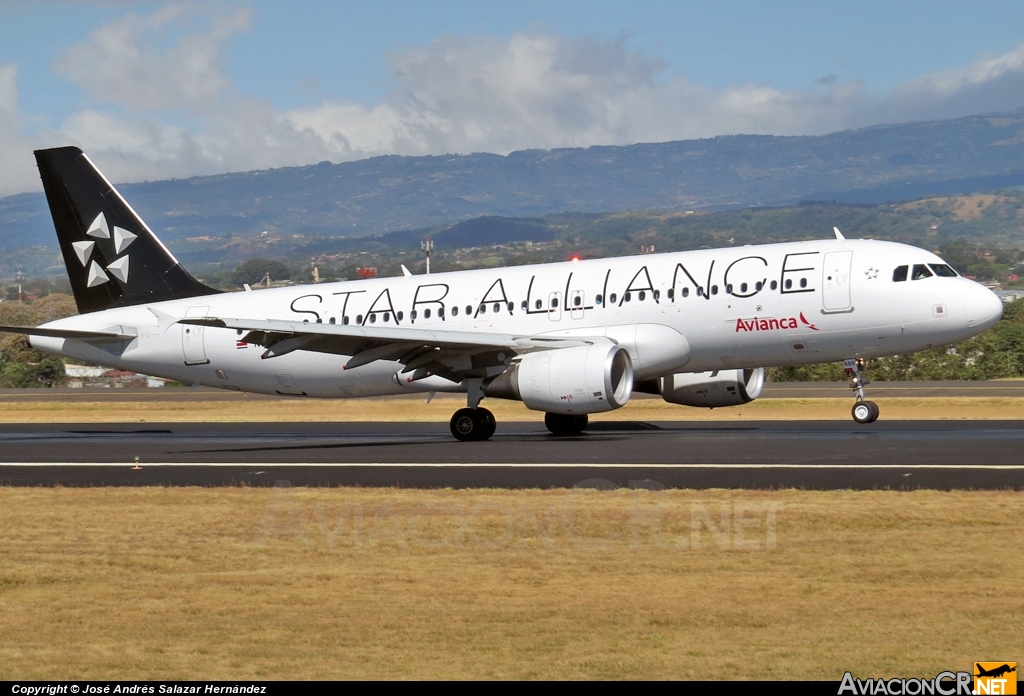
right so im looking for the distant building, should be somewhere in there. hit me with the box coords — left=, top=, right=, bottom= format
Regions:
left=996, top=289, right=1024, bottom=304
left=65, top=364, right=167, bottom=388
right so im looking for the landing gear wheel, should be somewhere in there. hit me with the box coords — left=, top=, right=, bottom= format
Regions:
left=852, top=401, right=879, bottom=424
left=450, top=408, right=496, bottom=442
left=544, top=412, right=589, bottom=436
left=477, top=407, right=496, bottom=439
left=845, top=358, right=879, bottom=425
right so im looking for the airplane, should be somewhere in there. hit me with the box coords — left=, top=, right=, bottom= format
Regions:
left=0, top=147, right=1005, bottom=441
left=976, top=664, right=1016, bottom=679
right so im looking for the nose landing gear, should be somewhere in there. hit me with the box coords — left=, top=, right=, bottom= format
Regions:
left=845, top=358, right=879, bottom=424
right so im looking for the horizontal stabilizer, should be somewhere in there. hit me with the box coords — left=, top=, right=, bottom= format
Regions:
left=0, top=324, right=137, bottom=342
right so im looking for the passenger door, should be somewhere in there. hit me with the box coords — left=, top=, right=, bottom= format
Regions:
left=822, top=251, right=853, bottom=313
left=182, top=305, right=210, bottom=365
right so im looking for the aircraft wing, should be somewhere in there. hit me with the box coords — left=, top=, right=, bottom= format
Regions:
left=180, top=316, right=601, bottom=384
left=0, top=324, right=137, bottom=343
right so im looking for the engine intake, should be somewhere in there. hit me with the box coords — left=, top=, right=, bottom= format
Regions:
left=486, top=343, right=633, bottom=414
left=659, top=368, right=764, bottom=408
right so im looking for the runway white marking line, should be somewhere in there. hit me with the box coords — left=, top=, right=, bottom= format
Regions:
left=1, top=463, right=1023, bottom=469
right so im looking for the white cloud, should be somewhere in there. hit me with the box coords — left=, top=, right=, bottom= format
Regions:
left=0, top=63, right=38, bottom=198
left=4, top=5, right=1024, bottom=199
left=53, top=3, right=249, bottom=113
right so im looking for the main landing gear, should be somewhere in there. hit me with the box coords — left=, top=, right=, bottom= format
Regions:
left=544, top=413, right=589, bottom=436
left=450, top=378, right=496, bottom=442
left=845, top=358, right=879, bottom=424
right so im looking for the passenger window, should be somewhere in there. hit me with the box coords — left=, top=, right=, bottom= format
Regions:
left=521, top=301, right=528, bottom=310
left=451, top=306, right=458, bottom=316
left=755, top=281, right=762, bottom=291
left=784, top=279, right=792, bottom=290
left=550, top=298, right=558, bottom=308
left=609, top=293, right=617, bottom=304
left=711, top=285, right=718, bottom=295
left=535, top=299, right=543, bottom=309
left=410, top=310, right=417, bottom=320
left=397, top=311, right=404, bottom=321
left=493, top=303, right=501, bottom=313
left=356, top=314, right=363, bottom=324
left=770, top=280, right=778, bottom=290
left=573, top=295, right=581, bottom=306
left=682, top=287, right=689, bottom=298
left=929, top=264, right=958, bottom=277
left=893, top=266, right=908, bottom=282
left=624, top=292, right=631, bottom=302
left=726, top=284, right=733, bottom=294
left=740, top=283, right=747, bottom=293
left=383, top=313, right=390, bottom=322
left=424, top=308, right=431, bottom=319
left=438, top=307, right=444, bottom=318
left=343, top=316, right=349, bottom=325
left=369, top=314, right=376, bottom=323
left=653, top=289, right=660, bottom=300
left=697, top=287, right=704, bottom=297
left=595, top=294, right=603, bottom=305
left=638, top=291, right=645, bottom=301
left=507, top=302, right=514, bottom=312
left=329, top=317, right=336, bottom=324
left=800, top=278, right=807, bottom=288
left=912, top=264, right=933, bottom=280
left=479, top=304, right=486, bottom=315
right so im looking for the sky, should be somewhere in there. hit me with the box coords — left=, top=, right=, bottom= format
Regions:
left=2, top=0, right=1024, bottom=197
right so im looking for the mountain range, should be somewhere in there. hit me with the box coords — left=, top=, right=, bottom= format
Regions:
left=4, top=109, right=1024, bottom=250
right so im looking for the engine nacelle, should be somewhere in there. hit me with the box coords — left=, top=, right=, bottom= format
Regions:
left=659, top=368, right=764, bottom=408
left=485, top=343, right=633, bottom=414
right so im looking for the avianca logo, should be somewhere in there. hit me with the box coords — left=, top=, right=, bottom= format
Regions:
left=736, top=312, right=818, bottom=332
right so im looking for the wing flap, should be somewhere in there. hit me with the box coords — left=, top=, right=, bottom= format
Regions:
left=179, top=317, right=605, bottom=377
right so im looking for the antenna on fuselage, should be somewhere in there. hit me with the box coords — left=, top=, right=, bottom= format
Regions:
left=833, top=227, right=845, bottom=240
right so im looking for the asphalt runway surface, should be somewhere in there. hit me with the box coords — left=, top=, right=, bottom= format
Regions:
left=3, top=380, right=1024, bottom=401
left=1, top=420, right=1022, bottom=490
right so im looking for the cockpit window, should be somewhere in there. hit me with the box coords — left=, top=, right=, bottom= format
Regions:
left=912, top=264, right=933, bottom=280
left=892, top=265, right=908, bottom=282
left=929, top=264, right=958, bottom=278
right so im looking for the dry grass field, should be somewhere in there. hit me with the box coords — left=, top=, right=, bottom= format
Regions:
left=0, top=395, right=1022, bottom=422
left=0, top=487, right=1021, bottom=680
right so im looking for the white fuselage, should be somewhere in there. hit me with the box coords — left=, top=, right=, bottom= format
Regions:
left=30, top=238, right=1003, bottom=399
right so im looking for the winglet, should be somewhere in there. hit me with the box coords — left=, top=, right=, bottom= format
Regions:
left=833, top=226, right=845, bottom=240
left=401, top=265, right=412, bottom=277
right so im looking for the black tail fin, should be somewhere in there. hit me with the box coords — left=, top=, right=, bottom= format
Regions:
left=34, top=146, right=219, bottom=314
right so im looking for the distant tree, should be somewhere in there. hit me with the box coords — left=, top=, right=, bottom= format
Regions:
left=0, top=334, right=66, bottom=388
left=232, top=258, right=291, bottom=286
left=32, top=293, right=78, bottom=323
left=0, top=301, right=40, bottom=327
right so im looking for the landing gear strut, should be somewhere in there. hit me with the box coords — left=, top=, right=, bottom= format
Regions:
left=845, top=358, right=879, bottom=424
left=450, top=378, right=496, bottom=441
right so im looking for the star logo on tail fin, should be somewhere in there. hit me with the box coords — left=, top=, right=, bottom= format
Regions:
left=86, top=260, right=110, bottom=287
left=72, top=240, right=95, bottom=266
left=82, top=211, right=135, bottom=285
left=86, top=212, right=109, bottom=239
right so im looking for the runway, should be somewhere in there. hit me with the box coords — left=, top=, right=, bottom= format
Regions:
left=1, top=420, right=1022, bottom=489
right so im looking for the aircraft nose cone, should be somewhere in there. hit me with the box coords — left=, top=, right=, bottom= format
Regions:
left=965, top=282, right=1003, bottom=331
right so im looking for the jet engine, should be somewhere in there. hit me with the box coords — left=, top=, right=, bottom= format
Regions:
left=659, top=368, right=764, bottom=408
left=485, top=343, right=633, bottom=414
